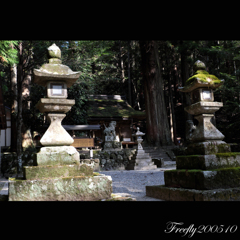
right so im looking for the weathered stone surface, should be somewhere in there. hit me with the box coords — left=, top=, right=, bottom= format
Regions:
left=164, top=168, right=240, bottom=190
left=36, top=146, right=79, bottom=166
left=8, top=174, right=112, bottom=201
left=40, top=114, right=74, bottom=146
left=146, top=185, right=240, bottom=201
left=176, top=153, right=240, bottom=170
left=23, top=163, right=93, bottom=180
left=80, top=159, right=100, bottom=172
left=48, top=43, right=61, bottom=59
left=185, top=141, right=231, bottom=155
left=36, top=98, right=75, bottom=113
left=184, top=101, right=223, bottom=115
left=186, top=114, right=224, bottom=142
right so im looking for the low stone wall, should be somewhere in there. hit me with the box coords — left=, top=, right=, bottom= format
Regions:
left=80, top=149, right=137, bottom=171
left=1, top=149, right=37, bottom=177
left=1, top=148, right=137, bottom=175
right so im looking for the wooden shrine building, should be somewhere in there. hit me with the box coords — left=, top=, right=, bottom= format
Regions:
left=87, top=95, right=146, bottom=148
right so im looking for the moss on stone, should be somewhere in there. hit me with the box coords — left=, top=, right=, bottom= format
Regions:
left=9, top=175, right=112, bottom=201
left=93, top=172, right=100, bottom=176
left=215, top=152, right=240, bottom=159
left=87, top=99, right=145, bottom=118
left=217, top=143, right=231, bottom=153
left=24, top=163, right=93, bottom=180
left=186, top=70, right=222, bottom=86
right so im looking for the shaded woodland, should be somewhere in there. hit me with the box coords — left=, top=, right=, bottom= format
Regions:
left=1, top=40, right=240, bottom=154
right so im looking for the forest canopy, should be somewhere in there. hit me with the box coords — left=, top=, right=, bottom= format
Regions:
left=1, top=40, right=240, bottom=147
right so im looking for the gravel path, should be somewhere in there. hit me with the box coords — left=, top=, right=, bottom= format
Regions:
left=99, top=168, right=174, bottom=201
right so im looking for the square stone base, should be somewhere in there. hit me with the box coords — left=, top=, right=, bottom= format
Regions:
left=23, top=164, right=93, bottom=180
left=164, top=168, right=240, bottom=190
left=186, top=141, right=231, bottom=155
left=36, top=146, right=80, bottom=166
left=176, top=153, right=240, bottom=170
left=9, top=174, right=112, bottom=201
left=146, top=185, right=240, bottom=201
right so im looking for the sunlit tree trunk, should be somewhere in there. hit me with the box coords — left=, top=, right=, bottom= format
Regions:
left=10, top=63, right=17, bottom=152
left=140, top=40, right=172, bottom=146
left=16, top=42, right=23, bottom=176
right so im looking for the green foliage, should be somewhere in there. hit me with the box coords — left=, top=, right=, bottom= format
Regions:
left=0, top=40, right=18, bottom=65
left=62, top=82, right=89, bottom=125
left=5, top=39, right=240, bottom=147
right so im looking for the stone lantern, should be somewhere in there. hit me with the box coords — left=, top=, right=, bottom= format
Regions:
left=133, top=127, right=145, bottom=150
left=126, top=127, right=157, bottom=170
left=179, top=60, right=228, bottom=154
left=8, top=44, right=113, bottom=201
left=146, top=60, right=240, bottom=201
left=33, top=43, right=81, bottom=163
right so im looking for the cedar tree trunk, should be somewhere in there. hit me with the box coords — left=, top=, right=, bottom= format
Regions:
left=140, top=40, right=172, bottom=146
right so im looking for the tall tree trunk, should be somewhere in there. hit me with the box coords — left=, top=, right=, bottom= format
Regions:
left=10, top=63, right=17, bottom=152
left=16, top=42, right=23, bottom=176
left=127, top=40, right=132, bottom=106
left=22, top=72, right=33, bottom=149
left=140, top=40, right=172, bottom=146
left=119, top=41, right=125, bottom=83
left=169, top=71, right=177, bottom=145
left=180, top=47, right=192, bottom=142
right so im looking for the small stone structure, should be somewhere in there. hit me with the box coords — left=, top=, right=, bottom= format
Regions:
left=103, top=121, right=122, bottom=150
left=8, top=44, right=112, bottom=201
left=126, top=128, right=157, bottom=170
left=98, top=149, right=136, bottom=170
left=146, top=60, right=240, bottom=201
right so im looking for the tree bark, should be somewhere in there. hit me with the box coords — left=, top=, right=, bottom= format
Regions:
left=16, top=42, right=23, bottom=176
left=140, top=40, right=172, bottom=146
left=169, top=71, right=177, bottom=145
left=127, top=40, right=132, bottom=106
left=119, top=41, right=125, bottom=83
left=10, top=63, right=17, bottom=152
left=22, top=72, right=34, bottom=149
left=180, top=48, right=192, bottom=142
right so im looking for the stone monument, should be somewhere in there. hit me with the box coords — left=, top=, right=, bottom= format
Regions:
left=146, top=60, right=240, bottom=201
left=103, top=121, right=122, bottom=151
left=8, top=44, right=112, bottom=201
left=126, top=128, right=157, bottom=170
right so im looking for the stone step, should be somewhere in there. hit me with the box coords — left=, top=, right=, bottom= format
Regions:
left=135, top=161, right=154, bottom=167
left=146, top=185, right=240, bottom=201
left=128, top=160, right=153, bottom=166
left=144, top=150, right=167, bottom=154
left=135, top=155, right=151, bottom=159
left=147, top=155, right=169, bottom=159
left=147, top=153, right=169, bottom=157
left=164, top=168, right=240, bottom=190
left=144, top=149, right=167, bottom=152
left=131, top=158, right=152, bottom=164
left=164, top=161, right=176, bottom=167
left=134, top=165, right=157, bottom=170
left=135, top=158, right=152, bottom=163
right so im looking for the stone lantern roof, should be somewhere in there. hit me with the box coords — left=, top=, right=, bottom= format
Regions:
left=179, top=60, right=224, bottom=92
left=33, top=43, right=81, bottom=88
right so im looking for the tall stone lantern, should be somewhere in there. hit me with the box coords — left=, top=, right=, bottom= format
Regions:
left=179, top=60, right=229, bottom=154
left=33, top=43, right=81, bottom=164
left=146, top=60, right=240, bottom=201
left=8, top=44, right=113, bottom=201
